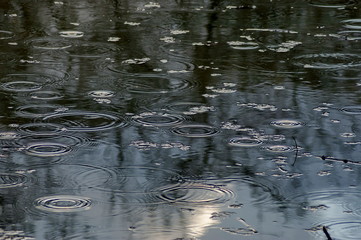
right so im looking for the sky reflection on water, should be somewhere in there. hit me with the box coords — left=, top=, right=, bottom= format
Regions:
left=0, top=0, right=361, bottom=239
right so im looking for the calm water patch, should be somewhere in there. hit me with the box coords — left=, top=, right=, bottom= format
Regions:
left=308, top=0, right=358, bottom=8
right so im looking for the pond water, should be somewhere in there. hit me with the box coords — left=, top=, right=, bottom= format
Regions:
left=0, top=0, right=361, bottom=239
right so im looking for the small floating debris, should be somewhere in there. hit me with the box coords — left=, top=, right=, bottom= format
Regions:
left=170, top=30, right=190, bottom=35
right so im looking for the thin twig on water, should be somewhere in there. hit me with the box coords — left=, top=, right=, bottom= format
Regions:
left=322, top=226, right=332, bottom=240
left=320, top=155, right=361, bottom=165
left=291, top=136, right=298, bottom=166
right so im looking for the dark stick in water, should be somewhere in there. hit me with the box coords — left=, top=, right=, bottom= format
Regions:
left=291, top=136, right=298, bottom=166
left=322, top=226, right=332, bottom=240
left=320, top=155, right=361, bottom=165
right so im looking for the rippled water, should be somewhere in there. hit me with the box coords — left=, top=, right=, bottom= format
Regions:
left=1, top=0, right=361, bottom=239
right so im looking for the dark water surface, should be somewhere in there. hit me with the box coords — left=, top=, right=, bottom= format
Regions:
left=1, top=0, right=361, bottom=239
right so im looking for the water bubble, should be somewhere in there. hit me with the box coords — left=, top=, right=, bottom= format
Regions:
left=88, top=90, right=115, bottom=98
left=59, top=31, right=84, bottom=38
left=264, top=145, right=293, bottom=153
left=227, top=41, right=259, bottom=50
left=171, top=124, right=220, bottom=137
left=228, top=137, right=263, bottom=147
left=131, top=112, right=185, bottom=127
left=0, top=131, right=20, bottom=140
left=340, top=133, right=356, bottom=138
left=318, top=170, right=331, bottom=176
left=42, top=111, right=128, bottom=132
left=270, top=119, right=304, bottom=129
left=34, top=195, right=92, bottom=212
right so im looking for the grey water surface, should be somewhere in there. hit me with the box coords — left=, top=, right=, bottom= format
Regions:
left=0, top=0, right=361, bottom=239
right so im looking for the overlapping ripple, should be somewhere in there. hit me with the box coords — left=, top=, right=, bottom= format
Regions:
left=16, top=104, right=66, bottom=118
left=87, top=166, right=185, bottom=204
left=124, top=75, right=196, bottom=94
left=0, top=172, right=30, bottom=188
left=65, top=41, right=120, bottom=58
left=17, top=122, right=66, bottom=135
left=131, top=112, right=185, bottom=127
left=341, top=106, right=361, bottom=115
left=154, top=182, right=234, bottom=205
left=228, top=137, right=263, bottom=147
left=27, top=37, right=72, bottom=50
left=293, top=53, right=361, bottom=69
left=270, top=119, right=304, bottom=129
left=42, top=111, right=128, bottom=132
left=171, top=124, right=220, bottom=137
left=34, top=195, right=92, bottom=213
left=15, top=134, right=89, bottom=157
